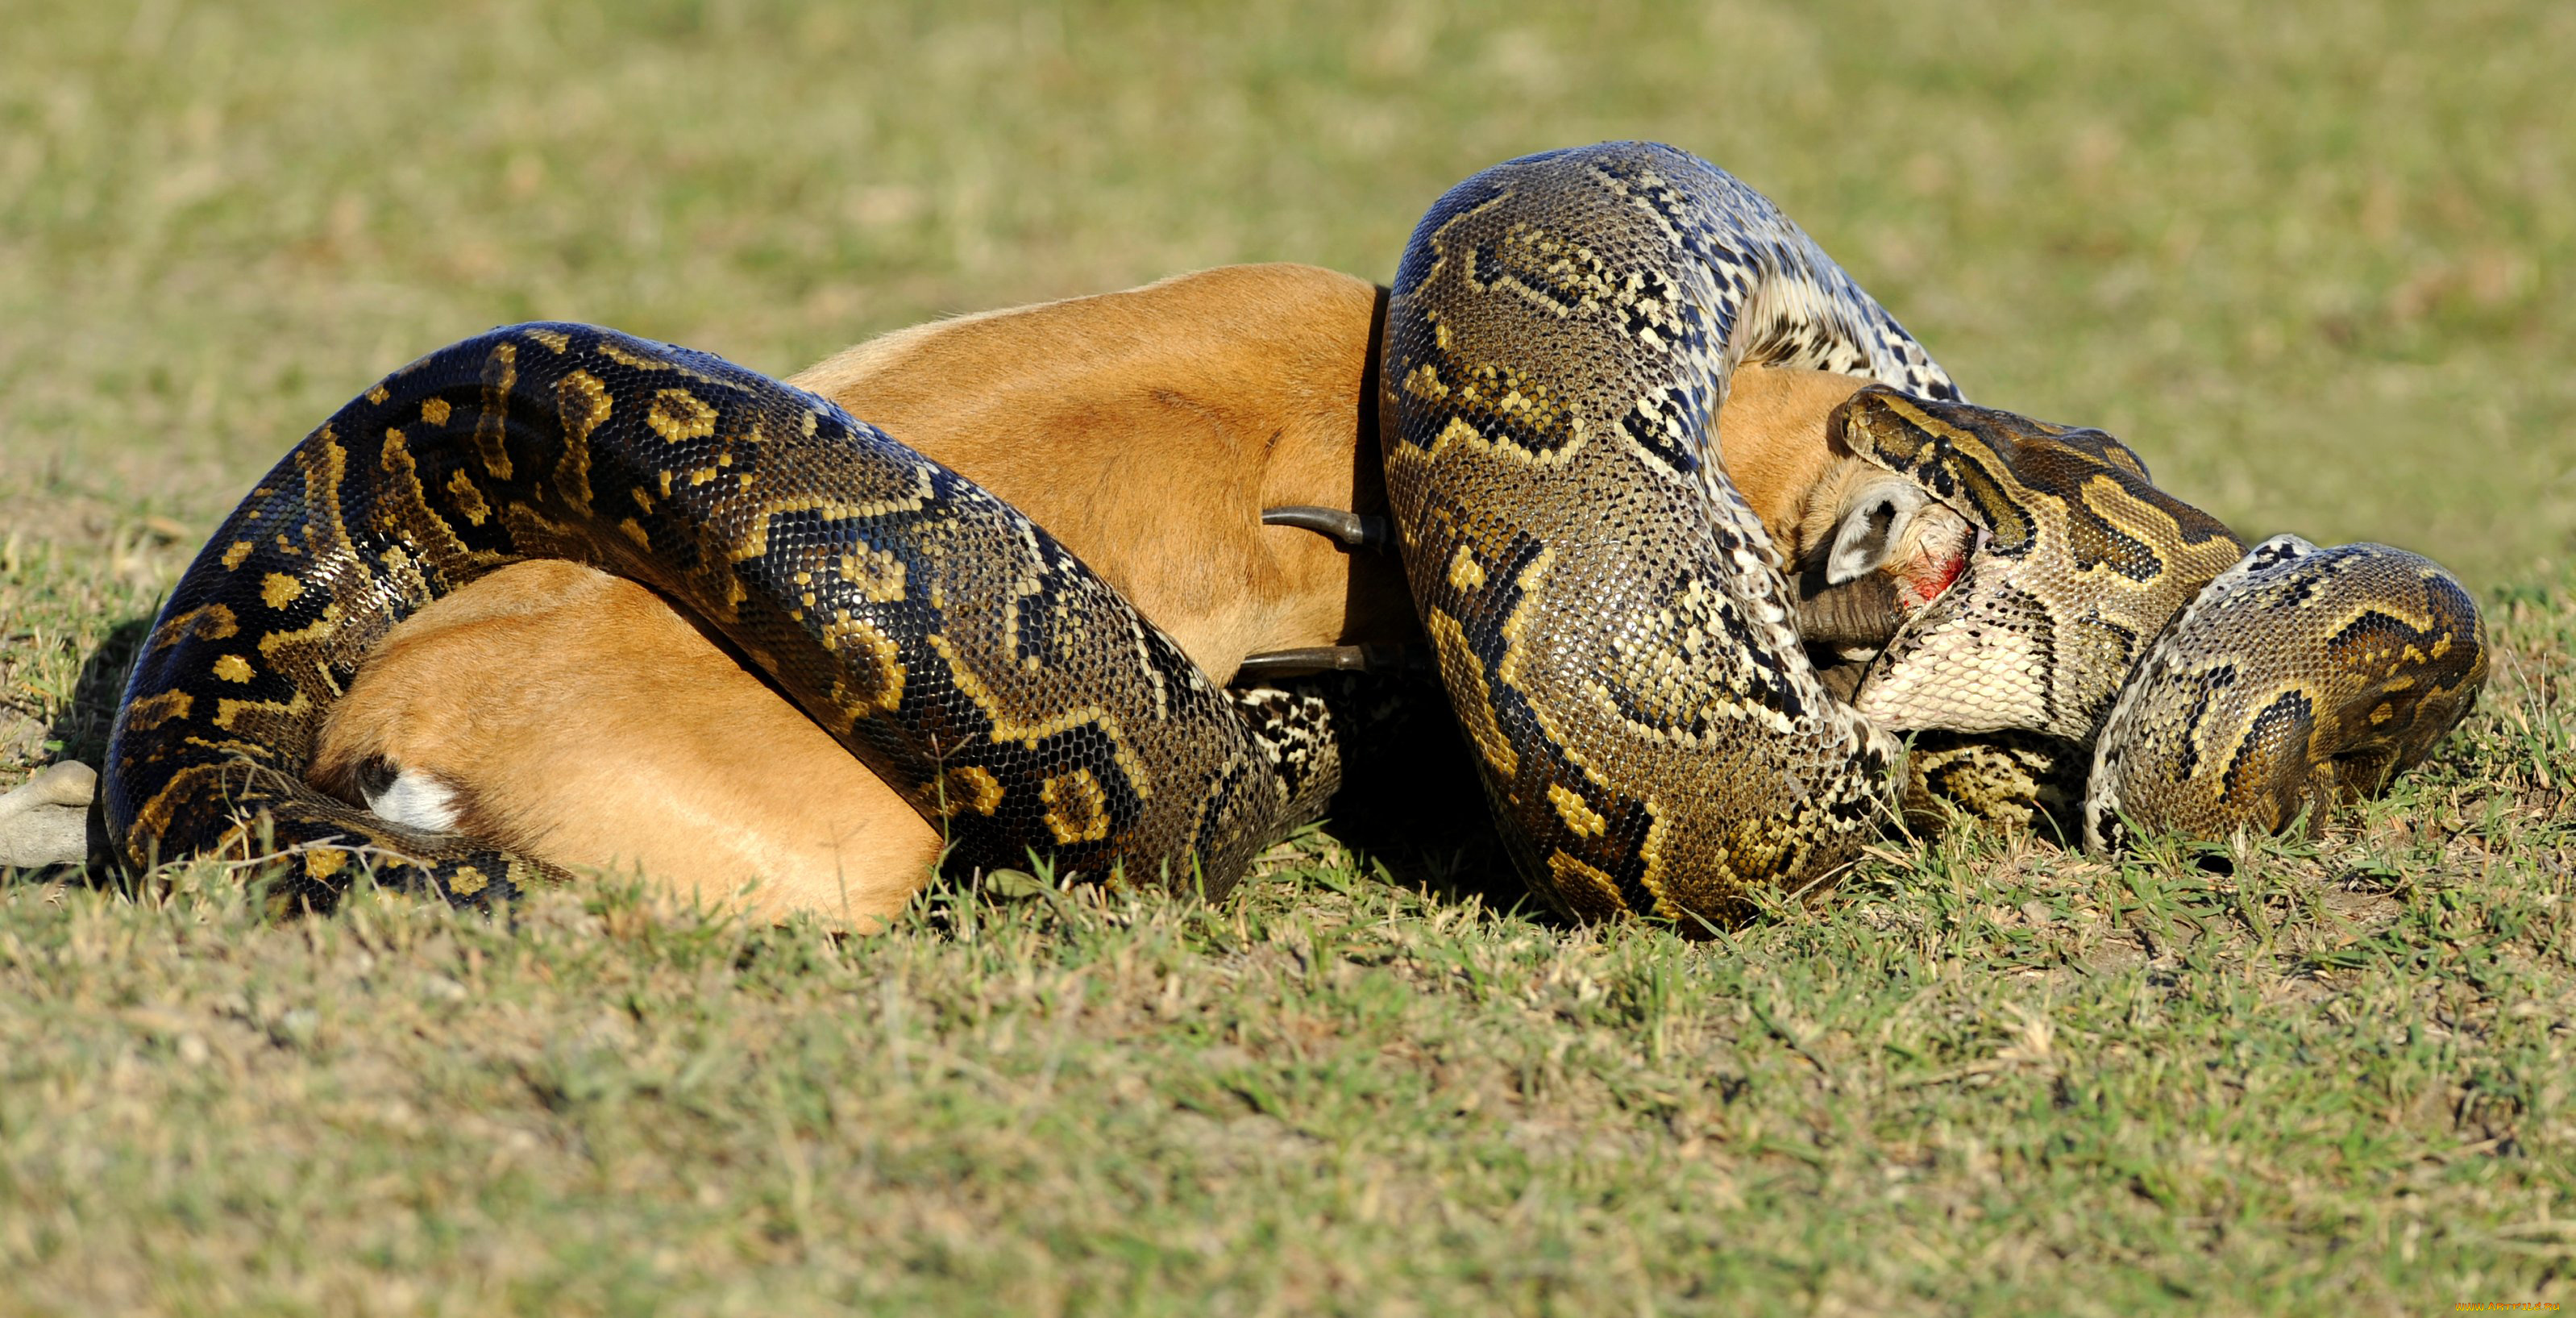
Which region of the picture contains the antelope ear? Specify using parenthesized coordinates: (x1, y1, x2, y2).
(1822, 477, 1932, 585)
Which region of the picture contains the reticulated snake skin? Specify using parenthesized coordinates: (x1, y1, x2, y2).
(1378, 143, 1957, 922)
(104, 326, 1340, 909)
(104, 141, 2487, 921)
(2087, 534, 2486, 847)
(1378, 142, 2486, 924)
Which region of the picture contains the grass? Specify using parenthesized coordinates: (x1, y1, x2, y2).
(2, 0, 2571, 1312)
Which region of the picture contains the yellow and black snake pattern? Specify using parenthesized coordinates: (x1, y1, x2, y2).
(1832, 388, 2245, 835)
(1377, 143, 2485, 921)
(104, 326, 1342, 909)
(2087, 533, 2487, 846)
(1835, 391, 2484, 840)
(103, 140, 2487, 924)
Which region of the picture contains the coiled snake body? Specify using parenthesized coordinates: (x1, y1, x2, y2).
(104, 142, 2487, 922)
(106, 329, 1336, 908)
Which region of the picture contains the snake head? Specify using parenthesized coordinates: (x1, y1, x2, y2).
(1830, 385, 2247, 742)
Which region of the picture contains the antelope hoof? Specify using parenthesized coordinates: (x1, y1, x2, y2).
(1262, 505, 1390, 551)
(1235, 644, 1427, 680)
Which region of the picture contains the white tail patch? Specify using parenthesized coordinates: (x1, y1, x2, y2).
(364, 767, 463, 834)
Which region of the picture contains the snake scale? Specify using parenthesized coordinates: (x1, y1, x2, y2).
(102, 141, 2488, 925)
(105, 327, 1341, 909)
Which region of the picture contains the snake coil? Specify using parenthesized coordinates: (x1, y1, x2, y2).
(102, 142, 2487, 922)
(1378, 143, 2485, 921)
(104, 326, 1336, 908)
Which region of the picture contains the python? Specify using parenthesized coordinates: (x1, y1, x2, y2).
(0, 262, 1959, 927)
(5, 143, 2484, 929)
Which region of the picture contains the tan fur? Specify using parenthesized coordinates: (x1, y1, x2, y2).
(1719, 366, 1870, 555)
(789, 263, 1403, 681)
(310, 264, 1903, 926)
(1793, 460, 1973, 610)
(1722, 366, 1976, 588)
(312, 561, 931, 929)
